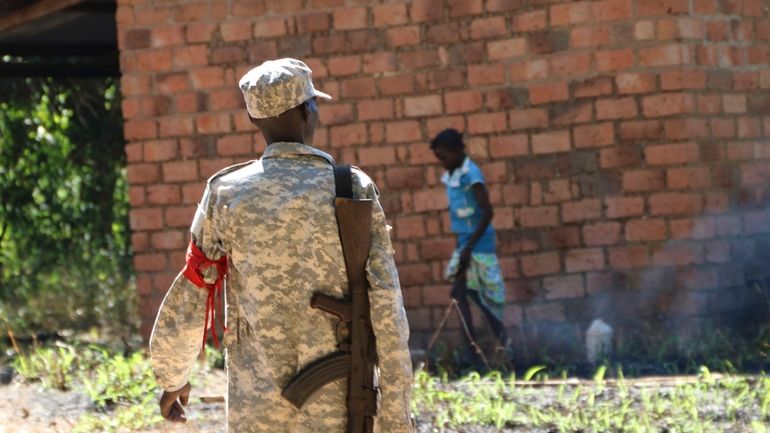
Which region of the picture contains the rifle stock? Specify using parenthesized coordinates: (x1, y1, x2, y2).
(281, 197, 378, 433)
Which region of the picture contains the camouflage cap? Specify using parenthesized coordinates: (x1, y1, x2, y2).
(239, 58, 332, 119)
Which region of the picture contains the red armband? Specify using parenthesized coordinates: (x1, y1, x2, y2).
(182, 239, 228, 349)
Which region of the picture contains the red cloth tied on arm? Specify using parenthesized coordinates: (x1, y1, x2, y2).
(182, 239, 228, 349)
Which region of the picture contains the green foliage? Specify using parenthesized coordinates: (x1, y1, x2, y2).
(73, 395, 163, 433)
(0, 75, 133, 335)
(81, 350, 158, 407)
(12, 343, 77, 390)
(412, 368, 770, 432)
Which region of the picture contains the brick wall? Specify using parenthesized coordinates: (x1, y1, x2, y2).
(118, 0, 770, 358)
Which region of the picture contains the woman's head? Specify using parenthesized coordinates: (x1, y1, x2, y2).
(430, 128, 466, 171)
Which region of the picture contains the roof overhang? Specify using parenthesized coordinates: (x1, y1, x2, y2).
(0, 0, 119, 78)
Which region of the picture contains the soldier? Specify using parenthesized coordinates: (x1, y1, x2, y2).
(150, 58, 415, 433)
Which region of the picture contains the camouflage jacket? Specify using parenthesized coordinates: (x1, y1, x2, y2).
(150, 142, 414, 433)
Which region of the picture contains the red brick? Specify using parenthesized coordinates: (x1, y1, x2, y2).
(386, 121, 422, 143)
(341, 77, 377, 98)
(609, 246, 649, 269)
(354, 99, 392, 122)
(661, 70, 707, 91)
(634, 21, 656, 40)
(254, 17, 290, 37)
(386, 26, 420, 47)
(551, 2, 592, 26)
(532, 130, 571, 154)
(650, 193, 703, 215)
(163, 160, 198, 182)
(129, 208, 164, 231)
(143, 140, 178, 162)
(190, 67, 225, 89)
(600, 146, 641, 168)
(623, 170, 665, 192)
(512, 10, 547, 31)
(150, 230, 185, 251)
(566, 248, 605, 272)
(616, 73, 657, 94)
(606, 196, 644, 218)
(371, 3, 407, 27)
(574, 123, 615, 148)
(486, 0, 524, 12)
(592, 0, 632, 21)
(330, 124, 367, 147)
(317, 104, 353, 126)
(470, 17, 507, 40)
(185, 22, 216, 43)
(711, 118, 736, 138)
(625, 219, 666, 241)
(468, 64, 505, 86)
(442, 91, 482, 114)
(195, 113, 231, 135)
(544, 275, 584, 300)
(134, 254, 167, 272)
(215, 134, 251, 156)
(595, 49, 634, 72)
(521, 252, 561, 277)
(413, 189, 448, 212)
(573, 77, 614, 98)
(667, 167, 711, 189)
(358, 146, 396, 167)
(509, 59, 549, 82)
(363, 52, 397, 73)
(487, 38, 528, 60)
(723, 94, 747, 114)
(562, 199, 602, 223)
(637, 0, 689, 16)
(553, 103, 593, 128)
(502, 184, 530, 205)
(123, 28, 150, 50)
(642, 93, 696, 117)
(549, 53, 592, 78)
(468, 112, 507, 134)
(328, 56, 361, 76)
(639, 45, 693, 67)
(333, 7, 368, 30)
(670, 218, 716, 240)
(210, 46, 246, 65)
(401, 49, 441, 70)
(596, 98, 638, 120)
(530, 82, 569, 104)
(125, 120, 158, 140)
(294, 12, 329, 32)
(147, 185, 182, 205)
(507, 109, 548, 131)
(410, 0, 444, 22)
(571, 26, 611, 48)
(543, 180, 572, 203)
(386, 167, 425, 190)
(128, 187, 145, 208)
(426, 116, 466, 138)
(645, 142, 700, 165)
(450, 0, 482, 16)
(583, 222, 621, 246)
(171, 45, 207, 69)
(740, 161, 770, 185)
(426, 22, 463, 44)
(651, 243, 704, 267)
(490, 134, 528, 157)
(519, 206, 559, 227)
(404, 95, 443, 117)
(165, 205, 196, 228)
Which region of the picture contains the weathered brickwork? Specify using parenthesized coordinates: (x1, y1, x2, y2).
(117, 0, 770, 357)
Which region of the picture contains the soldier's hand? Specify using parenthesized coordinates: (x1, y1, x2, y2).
(159, 382, 191, 423)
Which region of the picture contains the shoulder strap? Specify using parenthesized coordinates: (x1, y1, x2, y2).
(334, 164, 354, 199)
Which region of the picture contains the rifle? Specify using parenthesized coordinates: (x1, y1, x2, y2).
(282, 165, 378, 433)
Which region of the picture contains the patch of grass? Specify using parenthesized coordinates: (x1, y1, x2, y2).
(12, 343, 77, 390)
(412, 367, 770, 432)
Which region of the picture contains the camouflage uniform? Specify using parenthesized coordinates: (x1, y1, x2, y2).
(150, 141, 414, 433)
